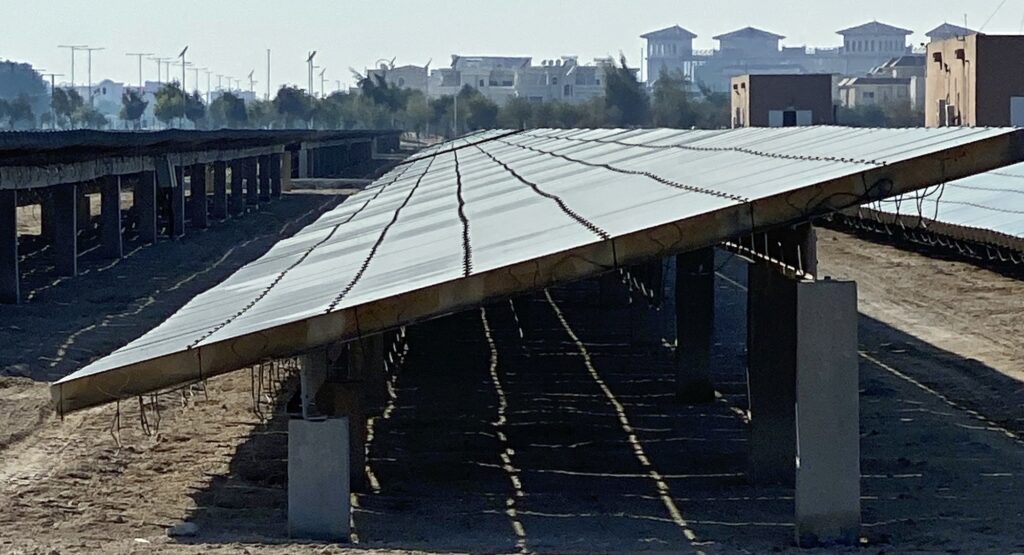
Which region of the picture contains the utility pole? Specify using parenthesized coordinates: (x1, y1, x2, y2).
(204, 69, 213, 104)
(150, 56, 170, 85)
(191, 67, 205, 95)
(58, 44, 86, 88)
(266, 49, 272, 100)
(319, 67, 327, 98)
(306, 51, 317, 97)
(248, 70, 257, 96)
(41, 72, 64, 129)
(82, 47, 104, 107)
(126, 52, 153, 90)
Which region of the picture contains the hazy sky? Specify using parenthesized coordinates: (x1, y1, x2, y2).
(5, 0, 1024, 94)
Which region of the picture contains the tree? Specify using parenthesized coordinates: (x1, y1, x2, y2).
(405, 92, 432, 136)
(6, 95, 35, 129)
(459, 87, 499, 130)
(247, 99, 278, 129)
(274, 86, 313, 128)
(208, 91, 248, 128)
(498, 97, 533, 129)
(184, 91, 206, 127)
(603, 55, 649, 127)
(154, 82, 185, 126)
(652, 70, 696, 128)
(120, 90, 148, 129)
(73, 104, 108, 129)
(0, 99, 8, 128)
(51, 87, 84, 129)
(0, 62, 48, 119)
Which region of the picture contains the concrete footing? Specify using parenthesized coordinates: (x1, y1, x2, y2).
(675, 248, 716, 403)
(0, 190, 18, 303)
(288, 417, 351, 541)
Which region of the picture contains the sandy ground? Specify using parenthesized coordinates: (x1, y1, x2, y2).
(0, 222, 1022, 553)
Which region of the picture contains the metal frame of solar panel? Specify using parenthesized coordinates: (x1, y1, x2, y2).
(51, 126, 1024, 414)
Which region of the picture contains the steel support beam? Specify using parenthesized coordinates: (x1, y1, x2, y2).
(0, 190, 19, 303)
(675, 248, 716, 403)
(99, 175, 123, 259)
(53, 183, 78, 276)
(211, 161, 228, 220)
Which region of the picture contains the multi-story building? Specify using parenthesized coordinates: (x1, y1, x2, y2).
(367, 64, 429, 94)
(641, 21, 916, 92)
(838, 76, 913, 107)
(925, 34, 1024, 127)
(730, 74, 834, 127)
(643, 25, 698, 83)
(926, 23, 975, 42)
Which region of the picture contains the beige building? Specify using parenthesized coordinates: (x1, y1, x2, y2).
(838, 76, 912, 108)
(731, 74, 834, 127)
(926, 34, 1024, 127)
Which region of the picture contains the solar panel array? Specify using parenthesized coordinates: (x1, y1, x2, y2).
(868, 162, 1024, 249)
(52, 126, 1023, 412)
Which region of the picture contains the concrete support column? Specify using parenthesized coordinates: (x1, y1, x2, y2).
(135, 171, 158, 244)
(77, 190, 91, 232)
(298, 147, 310, 178)
(245, 158, 259, 206)
(281, 151, 293, 192)
(0, 190, 19, 304)
(211, 161, 228, 220)
(794, 278, 859, 547)
(190, 164, 208, 229)
(270, 153, 283, 199)
(675, 248, 716, 403)
(229, 160, 245, 215)
(258, 155, 272, 203)
(99, 175, 123, 259)
(288, 417, 351, 541)
(746, 264, 797, 485)
(53, 183, 78, 276)
(170, 166, 186, 238)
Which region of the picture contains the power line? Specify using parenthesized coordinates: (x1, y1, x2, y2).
(980, 0, 1009, 31)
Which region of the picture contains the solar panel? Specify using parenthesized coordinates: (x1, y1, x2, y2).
(51, 126, 1024, 413)
(864, 161, 1024, 250)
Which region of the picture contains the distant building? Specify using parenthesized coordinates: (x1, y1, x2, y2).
(366, 64, 429, 93)
(642, 20, 915, 92)
(420, 55, 625, 105)
(869, 55, 926, 108)
(838, 76, 912, 108)
(730, 74, 834, 127)
(836, 21, 913, 74)
(926, 23, 976, 42)
(926, 34, 1024, 127)
(642, 25, 698, 83)
(76, 79, 124, 117)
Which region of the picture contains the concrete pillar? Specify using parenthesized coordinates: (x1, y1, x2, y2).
(746, 263, 797, 485)
(135, 171, 158, 244)
(0, 190, 19, 304)
(675, 248, 716, 403)
(298, 147, 310, 178)
(189, 164, 208, 229)
(211, 161, 228, 220)
(281, 151, 294, 192)
(794, 278, 859, 547)
(99, 175, 123, 259)
(258, 155, 272, 203)
(229, 160, 245, 215)
(170, 166, 186, 238)
(245, 158, 259, 206)
(53, 183, 78, 276)
(270, 153, 283, 199)
(288, 417, 351, 541)
(77, 190, 91, 232)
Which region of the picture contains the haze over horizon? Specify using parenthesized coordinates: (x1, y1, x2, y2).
(4, 0, 1024, 94)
